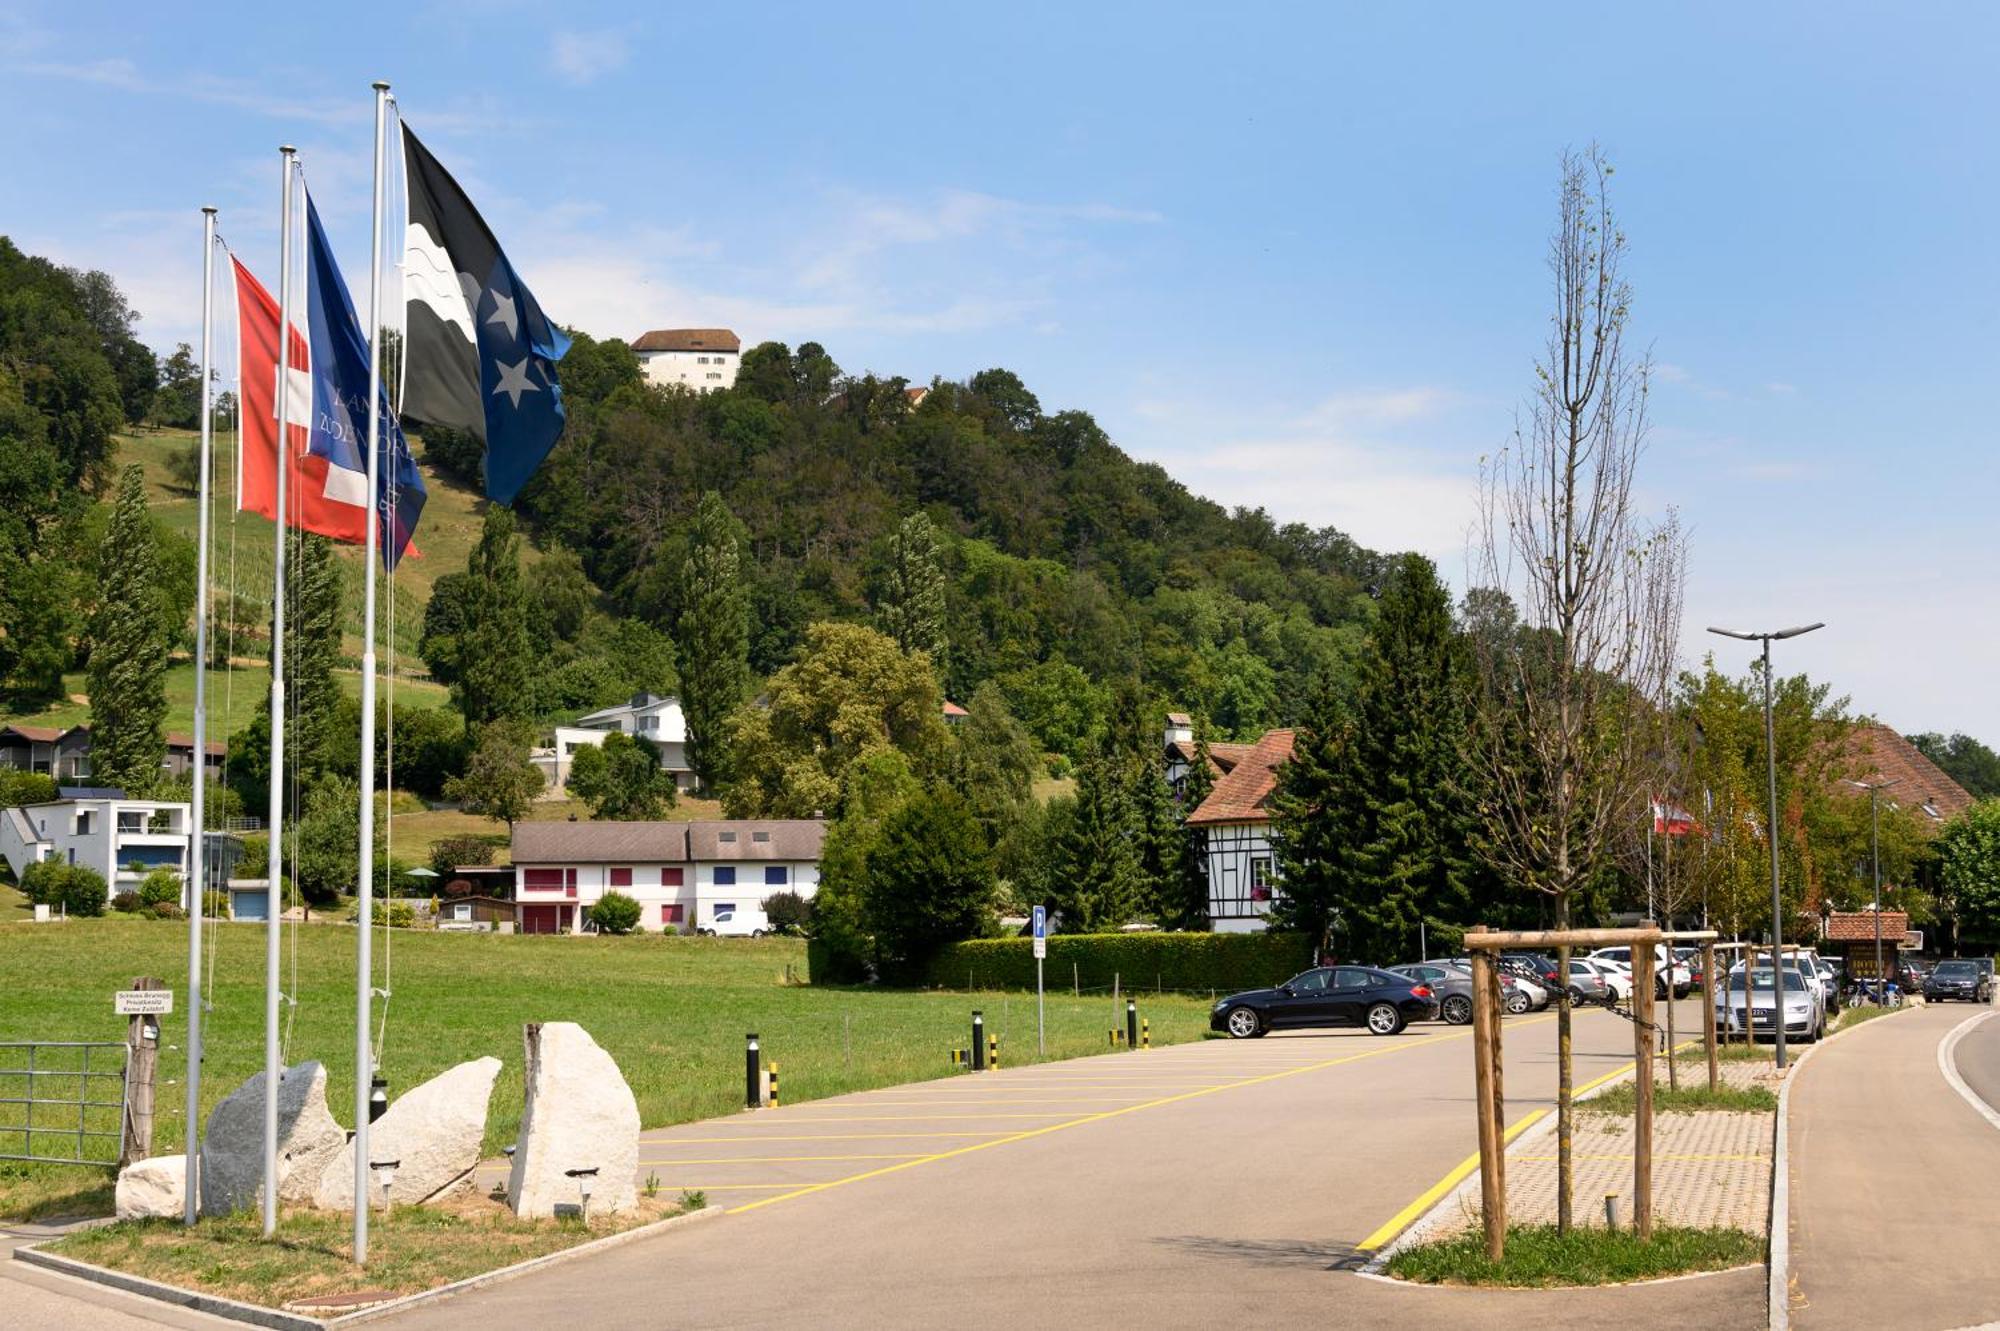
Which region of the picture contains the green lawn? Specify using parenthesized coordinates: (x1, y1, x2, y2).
(0, 921, 1216, 1218)
(0, 660, 451, 741)
(1387, 1223, 1763, 1286)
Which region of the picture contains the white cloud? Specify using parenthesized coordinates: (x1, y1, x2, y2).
(550, 29, 630, 85)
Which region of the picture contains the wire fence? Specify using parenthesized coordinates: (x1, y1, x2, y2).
(0, 1041, 129, 1166)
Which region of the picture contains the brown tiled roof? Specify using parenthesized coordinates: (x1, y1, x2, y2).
(166, 732, 227, 757)
(1, 725, 63, 743)
(1824, 910, 1909, 942)
(942, 700, 969, 718)
(1166, 712, 1192, 726)
(512, 821, 690, 864)
(688, 820, 826, 862)
(1838, 723, 1974, 822)
(1167, 738, 1260, 775)
(632, 328, 740, 353)
(1187, 730, 1295, 826)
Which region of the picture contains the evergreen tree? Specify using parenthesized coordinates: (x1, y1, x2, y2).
(287, 533, 345, 784)
(863, 788, 995, 980)
(87, 466, 168, 791)
(676, 491, 750, 793)
(1132, 746, 1184, 923)
(1166, 725, 1218, 931)
(1267, 677, 1353, 953)
(951, 680, 1038, 850)
(876, 511, 947, 670)
(456, 508, 536, 728)
(1052, 730, 1143, 930)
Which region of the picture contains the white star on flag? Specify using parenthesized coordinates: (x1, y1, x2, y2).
(492, 357, 539, 407)
(485, 289, 520, 339)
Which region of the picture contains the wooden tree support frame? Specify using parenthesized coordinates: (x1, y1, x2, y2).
(1462, 925, 1718, 1261)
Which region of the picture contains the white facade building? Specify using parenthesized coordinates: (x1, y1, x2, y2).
(511, 819, 824, 936)
(1, 793, 193, 903)
(532, 693, 695, 793)
(633, 328, 741, 392)
(1185, 729, 1294, 933)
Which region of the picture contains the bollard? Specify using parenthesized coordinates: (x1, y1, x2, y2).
(972, 1011, 986, 1071)
(1604, 1192, 1622, 1232)
(988, 1034, 999, 1070)
(1126, 1000, 1138, 1051)
(769, 1062, 780, 1108)
(369, 1075, 389, 1124)
(745, 1033, 761, 1110)
(1141, 1018, 1150, 1050)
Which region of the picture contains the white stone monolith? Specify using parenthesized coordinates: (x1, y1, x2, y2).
(315, 1057, 501, 1210)
(198, 1061, 346, 1216)
(506, 1023, 639, 1218)
(115, 1153, 186, 1219)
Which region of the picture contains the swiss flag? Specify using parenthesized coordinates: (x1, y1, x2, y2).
(233, 257, 390, 546)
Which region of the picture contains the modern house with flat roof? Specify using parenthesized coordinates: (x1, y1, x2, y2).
(0, 790, 193, 902)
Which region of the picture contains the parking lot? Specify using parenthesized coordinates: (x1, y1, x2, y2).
(423, 997, 1762, 1330)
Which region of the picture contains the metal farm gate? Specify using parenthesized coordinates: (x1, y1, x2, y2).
(0, 1041, 130, 1165)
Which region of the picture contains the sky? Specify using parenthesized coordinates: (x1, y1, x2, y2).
(4, 1, 1996, 741)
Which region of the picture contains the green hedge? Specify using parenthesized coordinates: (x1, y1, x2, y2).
(918, 931, 1315, 994)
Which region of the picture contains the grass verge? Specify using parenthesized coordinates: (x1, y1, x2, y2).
(1580, 1081, 1778, 1115)
(0, 923, 1217, 1218)
(1387, 1223, 1764, 1287)
(0, 1161, 116, 1222)
(43, 1193, 692, 1308)
(1833, 1003, 1902, 1033)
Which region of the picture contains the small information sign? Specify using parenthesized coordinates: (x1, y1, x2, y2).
(114, 990, 173, 1016)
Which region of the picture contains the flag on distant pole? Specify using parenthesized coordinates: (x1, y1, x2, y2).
(1652, 799, 1697, 838)
(399, 123, 571, 504)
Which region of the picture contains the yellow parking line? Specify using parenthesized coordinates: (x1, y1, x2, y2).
(640, 1154, 928, 1164)
(641, 1132, 1021, 1142)
(729, 1024, 1487, 1218)
(649, 1184, 798, 1191)
(1353, 1036, 1698, 1252)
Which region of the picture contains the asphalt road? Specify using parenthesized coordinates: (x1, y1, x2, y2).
(1788, 1000, 2000, 1329)
(384, 1000, 1759, 1330)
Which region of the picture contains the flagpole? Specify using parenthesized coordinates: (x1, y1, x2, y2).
(264, 145, 296, 1240)
(353, 79, 391, 1268)
(185, 205, 218, 1228)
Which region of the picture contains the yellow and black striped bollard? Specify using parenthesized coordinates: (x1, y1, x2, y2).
(769, 1062, 779, 1108)
(1141, 1018, 1150, 1050)
(988, 1034, 999, 1070)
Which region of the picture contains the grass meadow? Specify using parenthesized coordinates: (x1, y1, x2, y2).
(0, 919, 1217, 1218)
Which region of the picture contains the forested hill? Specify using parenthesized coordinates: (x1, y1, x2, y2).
(423, 334, 1393, 745)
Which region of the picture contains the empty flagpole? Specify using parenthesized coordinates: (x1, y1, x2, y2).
(185, 205, 218, 1228)
(264, 146, 296, 1240)
(353, 78, 391, 1268)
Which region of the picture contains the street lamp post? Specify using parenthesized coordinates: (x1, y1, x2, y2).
(1708, 622, 1824, 1070)
(1848, 778, 1901, 1001)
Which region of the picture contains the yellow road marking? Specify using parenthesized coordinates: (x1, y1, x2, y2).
(638, 1132, 1020, 1142)
(1353, 1036, 1700, 1252)
(648, 1184, 798, 1191)
(640, 1154, 928, 1164)
(821, 1098, 1154, 1106)
(728, 1025, 1489, 1218)
(739, 1112, 1089, 1121)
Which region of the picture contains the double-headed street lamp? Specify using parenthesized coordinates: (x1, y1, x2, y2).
(1707, 622, 1824, 1070)
(1847, 777, 1902, 1001)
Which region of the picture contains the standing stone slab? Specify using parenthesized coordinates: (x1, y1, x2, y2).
(507, 1023, 639, 1218)
(116, 1153, 186, 1220)
(316, 1057, 501, 1210)
(198, 1061, 346, 1217)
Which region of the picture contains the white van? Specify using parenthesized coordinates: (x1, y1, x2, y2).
(1588, 944, 1693, 998)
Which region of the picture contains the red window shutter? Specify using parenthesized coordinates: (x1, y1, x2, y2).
(523, 868, 563, 890)
(609, 867, 632, 887)
(662, 867, 684, 887)
(566, 869, 578, 898)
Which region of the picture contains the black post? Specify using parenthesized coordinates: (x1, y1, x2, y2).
(746, 1033, 761, 1109)
(971, 1011, 986, 1071)
(368, 1075, 389, 1124)
(1125, 999, 1138, 1051)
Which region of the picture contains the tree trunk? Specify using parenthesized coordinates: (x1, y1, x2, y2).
(1554, 892, 1573, 1235)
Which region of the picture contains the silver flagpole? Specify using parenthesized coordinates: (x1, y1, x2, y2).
(264, 146, 297, 1239)
(184, 205, 217, 1227)
(354, 79, 391, 1268)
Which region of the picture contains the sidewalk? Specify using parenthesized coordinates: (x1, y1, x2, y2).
(1787, 1003, 2000, 1329)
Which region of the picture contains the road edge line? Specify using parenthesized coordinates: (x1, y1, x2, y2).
(1937, 1007, 2000, 1132)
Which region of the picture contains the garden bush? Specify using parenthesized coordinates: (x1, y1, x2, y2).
(138, 870, 182, 908)
(588, 891, 642, 935)
(0, 770, 58, 807)
(20, 862, 109, 917)
(914, 931, 1315, 994)
(429, 835, 498, 878)
(111, 891, 142, 914)
(202, 890, 230, 919)
(761, 891, 811, 937)
(147, 901, 186, 921)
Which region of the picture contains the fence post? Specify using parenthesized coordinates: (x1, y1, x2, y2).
(745, 1033, 761, 1110)
(1632, 945, 1656, 1240)
(119, 975, 165, 1166)
(1701, 942, 1719, 1093)
(1469, 943, 1505, 1262)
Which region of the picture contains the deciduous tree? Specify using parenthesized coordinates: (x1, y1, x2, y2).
(444, 720, 543, 830)
(677, 491, 749, 792)
(568, 730, 677, 820)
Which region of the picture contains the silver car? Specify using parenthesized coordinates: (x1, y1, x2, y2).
(1388, 962, 1477, 1025)
(1563, 959, 1615, 1006)
(1717, 967, 1822, 1042)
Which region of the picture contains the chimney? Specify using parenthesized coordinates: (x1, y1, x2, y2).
(1164, 712, 1193, 747)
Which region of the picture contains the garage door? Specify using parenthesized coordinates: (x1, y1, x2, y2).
(521, 905, 562, 935)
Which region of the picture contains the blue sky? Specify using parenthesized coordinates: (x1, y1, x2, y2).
(5, 2, 1995, 741)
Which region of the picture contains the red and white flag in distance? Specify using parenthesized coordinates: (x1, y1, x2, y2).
(1652, 799, 1698, 838)
(233, 257, 413, 551)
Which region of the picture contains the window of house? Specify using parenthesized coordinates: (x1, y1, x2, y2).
(714, 867, 736, 886)
(661, 867, 684, 886)
(752, 831, 770, 844)
(696, 356, 708, 364)
(662, 903, 685, 924)
(452, 903, 472, 921)
(1249, 857, 1273, 902)
(719, 831, 737, 843)
(609, 867, 633, 887)
(707, 372, 722, 380)
(765, 866, 788, 886)
(523, 868, 578, 897)
(76, 811, 93, 835)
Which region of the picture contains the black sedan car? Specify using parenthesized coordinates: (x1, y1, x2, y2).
(1924, 959, 1994, 1003)
(1210, 966, 1440, 1038)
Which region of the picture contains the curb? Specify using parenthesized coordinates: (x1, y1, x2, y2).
(1937, 1008, 2000, 1132)
(1769, 999, 1923, 1331)
(12, 1202, 725, 1330)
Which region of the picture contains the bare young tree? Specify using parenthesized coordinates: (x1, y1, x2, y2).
(1468, 148, 1688, 1235)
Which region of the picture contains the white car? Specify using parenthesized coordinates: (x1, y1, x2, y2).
(1589, 945, 1693, 998)
(1572, 958, 1632, 1003)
